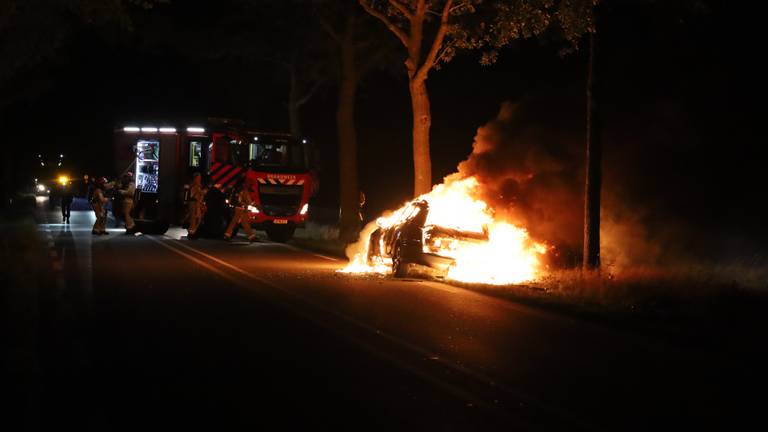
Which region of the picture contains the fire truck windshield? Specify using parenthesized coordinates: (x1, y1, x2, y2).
(212, 136, 249, 166)
(248, 138, 307, 173)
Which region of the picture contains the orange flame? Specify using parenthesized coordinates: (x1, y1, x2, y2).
(340, 176, 547, 285)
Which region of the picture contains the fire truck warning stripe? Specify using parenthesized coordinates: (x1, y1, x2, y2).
(253, 177, 306, 186)
(210, 164, 234, 181)
(218, 166, 242, 186)
(209, 166, 227, 180)
(211, 161, 221, 171)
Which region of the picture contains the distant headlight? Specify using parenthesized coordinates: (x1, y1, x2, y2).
(36, 184, 46, 192)
(247, 205, 260, 214)
(300, 203, 309, 215)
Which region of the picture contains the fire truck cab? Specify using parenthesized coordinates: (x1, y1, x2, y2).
(113, 119, 316, 241)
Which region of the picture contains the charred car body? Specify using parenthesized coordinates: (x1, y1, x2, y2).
(366, 200, 489, 277)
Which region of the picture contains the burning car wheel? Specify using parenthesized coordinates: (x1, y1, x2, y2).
(266, 225, 295, 243)
(391, 242, 408, 278)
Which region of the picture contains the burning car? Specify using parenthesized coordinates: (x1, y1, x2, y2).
(366, 199, 489, 277)
(342, 177, 546, 285)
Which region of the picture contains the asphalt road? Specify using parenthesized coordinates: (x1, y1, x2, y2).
(4, 203, 764, 430)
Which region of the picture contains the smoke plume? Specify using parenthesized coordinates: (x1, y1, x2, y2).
(456, 98, 586, 267)
(452, 93, 763, 271)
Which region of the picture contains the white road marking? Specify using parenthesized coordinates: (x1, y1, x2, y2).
(39, 228, 123, 233)
(145, 236, 241, 284)
(158, 226, 341, 262)
(169, 240, 271, 283)
(279, 243, 341, 262)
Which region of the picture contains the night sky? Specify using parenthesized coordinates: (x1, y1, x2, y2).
(2, 0, 765, 262)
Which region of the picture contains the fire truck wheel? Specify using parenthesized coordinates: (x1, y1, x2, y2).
(266, 225, 295, 243)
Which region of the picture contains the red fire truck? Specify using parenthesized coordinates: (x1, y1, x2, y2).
(113, 118, 317, 241)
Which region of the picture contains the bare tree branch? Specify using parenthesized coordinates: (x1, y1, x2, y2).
(358, 0, 409, 48)
(317, 14, 341, 44)
(434, 43, 450, 66)
(449, 0, 470, 14)
(296, 79, 324, 107)
(425, 0, 465, 18)
(388, 0, 413, 20)
(415, 0, 452, 81)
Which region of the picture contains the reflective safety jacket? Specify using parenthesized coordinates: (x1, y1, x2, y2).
(234, 189, 253, 209)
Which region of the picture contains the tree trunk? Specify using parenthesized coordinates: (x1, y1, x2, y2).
(583, 32, 602, 270)
(409, 77, 432, 196)
(288, 64, 301, 136)
(337, 27, 360, 242)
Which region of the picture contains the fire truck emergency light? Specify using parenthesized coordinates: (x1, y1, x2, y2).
(300, 203, 309, 215)
(124, 126, 140, 132)
(187, 127, 205, 133)
(141, 127, 158, 133)
(159, 127, 177, 133)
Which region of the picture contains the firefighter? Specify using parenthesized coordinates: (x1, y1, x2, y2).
(223, 181, 257, 242)
(103, 177, 123, 227)
(118, 172, 136, 233)
(187, 172, 207, 239)
(91, 177, 109, 235)
(60, 179, 74, 224)
(80, 174, 91, 199)
(358, 190, 366, 229)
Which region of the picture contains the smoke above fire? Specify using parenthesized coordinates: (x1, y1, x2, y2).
(456, 99, 585, 267)
(454, 95, 726, 271)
